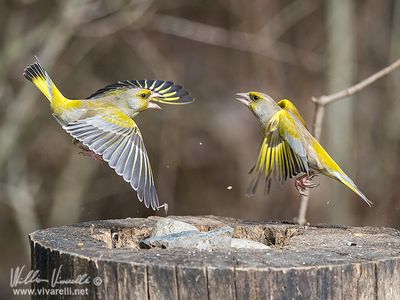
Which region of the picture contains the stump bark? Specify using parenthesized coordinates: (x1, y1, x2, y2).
(29, 216, 400, 299)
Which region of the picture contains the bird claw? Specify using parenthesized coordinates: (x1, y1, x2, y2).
(295, 173, 320, 195)
(78, 144, 103, 162)
(157, 203, 168, 215)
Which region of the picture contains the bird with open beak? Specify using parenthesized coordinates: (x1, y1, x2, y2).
(236, 91, 372, 206)
(23, 59, 194, 211)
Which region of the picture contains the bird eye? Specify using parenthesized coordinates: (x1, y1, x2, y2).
(141, 93, 147, 98)
(252, 95, 259, 101)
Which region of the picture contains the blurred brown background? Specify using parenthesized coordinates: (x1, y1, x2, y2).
(1, 0, 400, 297)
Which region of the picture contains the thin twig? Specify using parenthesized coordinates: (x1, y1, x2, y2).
(315, 58, 400, 106)
(297, 57, 400, 225)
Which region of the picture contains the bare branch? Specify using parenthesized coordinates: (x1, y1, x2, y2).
(315, 57, 400, 106)
(311, 99, 326, 140)
(297, 57, 400, 225)
(297, 192, 310, 226)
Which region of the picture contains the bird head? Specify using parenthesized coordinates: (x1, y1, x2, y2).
(236, 91, 278, 123)
(129, 79, 194, 112)
(130, 89, 162, 111)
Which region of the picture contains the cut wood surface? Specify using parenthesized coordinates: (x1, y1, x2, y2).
(29, 216, 400, 299)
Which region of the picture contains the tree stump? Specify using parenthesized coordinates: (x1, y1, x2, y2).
(29, 216, 400, 299)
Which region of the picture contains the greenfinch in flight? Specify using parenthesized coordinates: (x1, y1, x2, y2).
(23, 59, 193, 211)
(236, 91, 372, 206)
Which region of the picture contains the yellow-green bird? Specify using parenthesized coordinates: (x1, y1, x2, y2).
(236, 91, 372, 206)
(23, 59, 193, 211)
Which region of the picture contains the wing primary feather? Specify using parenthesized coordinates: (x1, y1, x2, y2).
(109, 136, 130, 169)
(103, 136, 125, 161)
(130, 144, 140, 190)
(292, 153, 301, 174)
(88, 133, 114, 153)
(282, 143, 289, 180)
(149, 80, 156, 89)
(285, 143, 295, 178)
(276, 145, 282, 182)
(82, 131, 109, 145)
(122, 140, 135, 181)
(266, 147, 272, 178)
(279, 145, 286, 181)
(115, 139, 132, 175)
(278, 145, 283, 182)
(63, 115, 160, 210)
(94, 134, 120, 155)
(141, 150, 149, 204)
(73, 128, 100, 139)
(154, 81, 166, 91)
(137, 151, 146, 206)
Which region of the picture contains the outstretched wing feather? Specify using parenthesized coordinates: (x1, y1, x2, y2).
(63, 116, 160, 210)
(247, 110, 309, 194)
(86, 79, 193, 104)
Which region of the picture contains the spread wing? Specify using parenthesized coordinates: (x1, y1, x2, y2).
(62, 111, 160, 210)
(87, 79, 193, 104)
(247, 109, 309, 195)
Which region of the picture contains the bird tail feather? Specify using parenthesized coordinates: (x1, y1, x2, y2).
(334, 171, 373, 206)
(23, 59, 67, 108)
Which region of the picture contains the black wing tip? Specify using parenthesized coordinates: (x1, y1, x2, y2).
(85, 78, 194, 103)
(23, 58, 46, 83)
(140, 79, 193, 104)
(172, 94, 195, 104)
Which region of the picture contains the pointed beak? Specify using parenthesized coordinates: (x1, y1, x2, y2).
(148, 102, 162, 110)
(236, 93, 250, 106)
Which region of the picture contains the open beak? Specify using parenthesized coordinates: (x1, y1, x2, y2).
(148, 102, 162, 109)
(148, 92, 163, 109)
(236, 93, 250, 106)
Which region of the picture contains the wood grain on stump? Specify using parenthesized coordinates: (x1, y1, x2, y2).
(29, 216, 400, 299)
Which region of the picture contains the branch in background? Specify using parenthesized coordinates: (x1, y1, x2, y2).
(315, 58, 400, 106)
(150, 14, 323, 71)
(297, 57, 400, 225)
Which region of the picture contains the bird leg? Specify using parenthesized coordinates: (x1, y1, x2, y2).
(74, 141, 104, 162)
(295, 172, 319, 195)
(79, 146, 103, 161)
